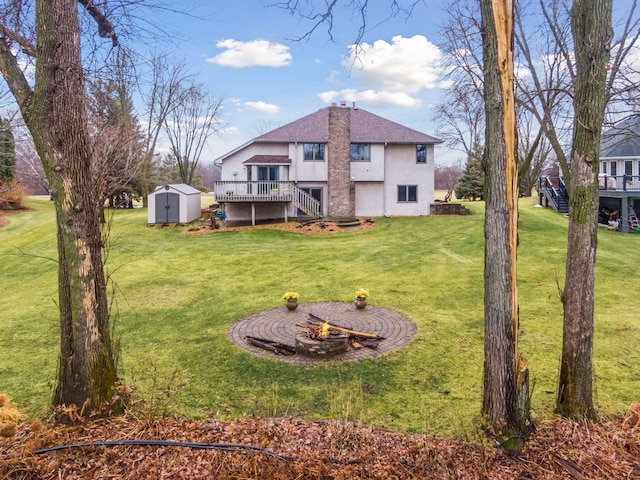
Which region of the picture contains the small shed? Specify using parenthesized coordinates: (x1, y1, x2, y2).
(148, 184, 202, 225)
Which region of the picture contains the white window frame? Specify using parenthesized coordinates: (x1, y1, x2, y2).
(303, 143, 325, 161)
(398, 185, 418, 203)
(350, 143, 371, 162)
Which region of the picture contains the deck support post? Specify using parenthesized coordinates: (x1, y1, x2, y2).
(251, 202, 256, 226)
(284, 204, 288, 223)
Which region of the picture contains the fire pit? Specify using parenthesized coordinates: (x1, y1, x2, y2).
(293, 314, 384, 358)
(227, 301, 418, 365)
(295, 332, 349, 357)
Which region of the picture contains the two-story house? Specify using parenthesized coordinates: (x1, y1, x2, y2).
(598, 115, 640, 232)
(213, 103, 442, 225)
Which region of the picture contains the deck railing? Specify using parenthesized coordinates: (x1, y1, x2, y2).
(212, 181, 321, 218)
(213, 181, 294, 202)
(598, 174, 640, 191)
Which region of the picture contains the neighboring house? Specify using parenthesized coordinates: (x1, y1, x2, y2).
(538, 115, 640, 232)
(213, 103, 442, 225)
(598, 115, 640, 232)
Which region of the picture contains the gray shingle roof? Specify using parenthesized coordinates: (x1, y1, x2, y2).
(601, 115, 640, 157)
(254, 106, 442, 144)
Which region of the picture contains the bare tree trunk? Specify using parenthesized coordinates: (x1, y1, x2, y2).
(557, 0, 612, 420)
(480, 0, 529, 446)
(2, 0, 119, 413)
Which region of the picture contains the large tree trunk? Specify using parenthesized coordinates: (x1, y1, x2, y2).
(31, 0, 117, 411)
(556, 0, 612, 420)
(480, 0, 529, 444)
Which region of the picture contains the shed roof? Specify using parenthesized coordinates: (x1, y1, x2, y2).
(152, 183, 202, 195)
(601, 115, 640, 158)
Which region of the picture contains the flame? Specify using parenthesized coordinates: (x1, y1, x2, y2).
(319, 320, 330, 339)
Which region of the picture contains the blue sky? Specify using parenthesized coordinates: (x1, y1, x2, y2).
(148, 1, 459, 165)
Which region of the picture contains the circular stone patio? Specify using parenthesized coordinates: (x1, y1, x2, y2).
(227, 301, 417, 365)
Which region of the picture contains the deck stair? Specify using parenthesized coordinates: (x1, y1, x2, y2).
(539, 176, 569, 214)
(292, 186, 321, 219)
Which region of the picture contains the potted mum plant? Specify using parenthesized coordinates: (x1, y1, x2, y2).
(282, 291, 300, 310)
(354, 288, 369, 309)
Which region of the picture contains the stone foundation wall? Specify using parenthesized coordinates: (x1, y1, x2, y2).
(430, 202, 471, 215)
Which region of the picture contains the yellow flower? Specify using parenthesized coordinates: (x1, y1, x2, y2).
(281, 292, 299, 302)
(355, 288, 369, 300)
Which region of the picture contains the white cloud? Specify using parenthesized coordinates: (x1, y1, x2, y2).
(242, 101, 280, 113)
(319, 35, 449, 108)
(219, 125, 240, 137)
(207, 39, 292, 68)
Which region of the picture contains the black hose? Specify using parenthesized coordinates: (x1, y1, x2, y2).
(33, 440, 290, 461)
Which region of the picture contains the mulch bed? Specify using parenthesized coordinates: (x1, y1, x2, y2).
(0, 205, 31, 228)
(184, 218, 376, 235)
(2, 410, 639, 479)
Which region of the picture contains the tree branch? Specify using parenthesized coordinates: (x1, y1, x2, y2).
(77, 0, 119, 47)
(0, 25, 36, 57)
(0, 37, 33, 115)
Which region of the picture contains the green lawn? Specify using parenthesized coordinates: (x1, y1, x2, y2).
(1, 198, 638, 437)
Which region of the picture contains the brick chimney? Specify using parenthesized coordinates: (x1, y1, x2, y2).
(327, 104, 355, 217)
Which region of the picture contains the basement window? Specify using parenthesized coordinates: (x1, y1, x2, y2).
(398, 185, 418, 202)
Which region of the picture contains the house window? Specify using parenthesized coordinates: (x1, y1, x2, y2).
(303, 143, 325, 161)
(625, 160, 633, 176)
(350, 143, 371, 161)
(601, 162, 607, 174)
(610, 161, 617, 176)
(416, 144, 427, 163)
(398, 185, 418, 202)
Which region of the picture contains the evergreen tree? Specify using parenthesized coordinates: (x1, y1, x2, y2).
(0, 118, 15, 182)
(455, 144, 485, 201)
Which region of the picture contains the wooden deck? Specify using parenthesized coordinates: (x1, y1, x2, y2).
(213, 181, 294, 203)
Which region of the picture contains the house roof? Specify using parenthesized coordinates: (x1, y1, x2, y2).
(243, 155, 291, 164)
(254, 106, 443, 145)
(601, 115, 640, 158)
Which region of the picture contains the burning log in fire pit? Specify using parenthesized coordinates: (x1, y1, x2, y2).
(295, 313, 385, 357)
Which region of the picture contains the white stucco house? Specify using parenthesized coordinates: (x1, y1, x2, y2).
(213, 103, 442, 225)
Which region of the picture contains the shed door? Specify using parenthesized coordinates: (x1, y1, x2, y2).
(155, 192, 180, 223)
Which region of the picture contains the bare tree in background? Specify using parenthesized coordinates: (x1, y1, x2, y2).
(3, 114, 48, 195)
(162, 83, 224, 186)
(435, 0, 484, 159)
(87, 79, 144, 220)
(517, 105, 553, 196)
(137, 53, 193, 205)
(434, 164, 462, 201)
(436, 0, 548, 196)
(514, 0, 640, 182)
